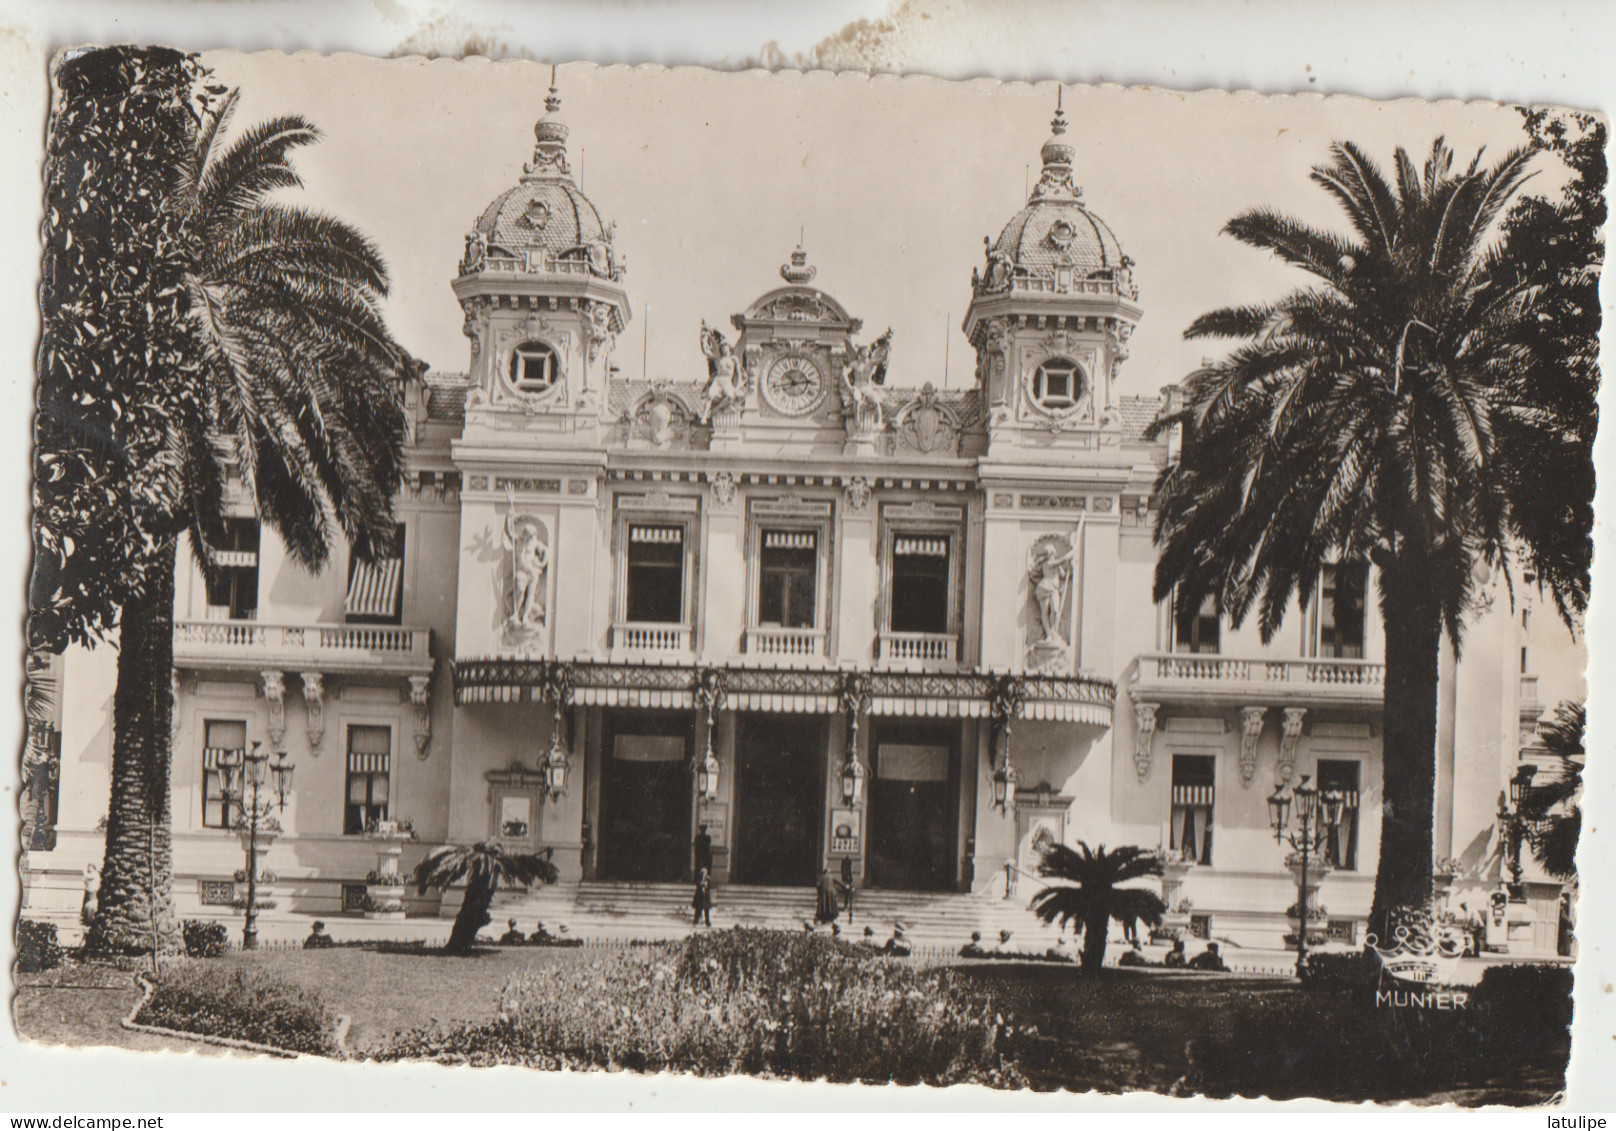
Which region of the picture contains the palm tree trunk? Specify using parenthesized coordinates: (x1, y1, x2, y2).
(1368, 556, 1442, 938)
(84, 540, 182, 956)
(447, 875, 495, 954)
(1080, 909, 1109, 972)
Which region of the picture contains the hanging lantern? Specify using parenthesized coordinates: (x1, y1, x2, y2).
(841, 756, 866, 806)
(1320, 788, 1345, 832)
(270, 753, 296, 810)
(696, 742, 721, 802)
(992, 758, 1018, 814)
(544, 732, 569, 800)
(1509, 764, 1536, 809)
(1294, 773, 1317, 821)
(245, 741, 269, 788)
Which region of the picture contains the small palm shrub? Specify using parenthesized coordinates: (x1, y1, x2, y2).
(376, 927, 1029, 1086)
(137, 964, 339, 1056)
(182, 919, 229, 958)
(17, 920, 64, 973)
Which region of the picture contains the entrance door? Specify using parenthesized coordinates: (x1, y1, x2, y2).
(732, 714, 825, 887)
(867, 721, 958, 891)
(599, 711, 693, 882)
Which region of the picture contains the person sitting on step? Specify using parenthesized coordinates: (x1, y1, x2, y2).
(1163, 939, 1188, 968)
(884, 924, 912, 957)
(1118, 939, 1151, 967)
(1188, 941, 1228, 971)
(303, 921, 335, 949)
(499, 918, 526, 945)
(960, 930, 988, 959)
(531, 920, 555, 945)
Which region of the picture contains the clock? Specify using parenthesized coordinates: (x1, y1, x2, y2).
(762, 355, 827, 416)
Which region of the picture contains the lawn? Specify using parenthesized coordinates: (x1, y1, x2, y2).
(15, 937, 1570, 1104)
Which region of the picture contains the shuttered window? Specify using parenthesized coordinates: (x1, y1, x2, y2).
(1317, 759, 1361, 870)
(890, 534, 952, 634)
(1170, 755, 1216, 865)
(201, 719, 247, 829)
(344, 725, 391, 835)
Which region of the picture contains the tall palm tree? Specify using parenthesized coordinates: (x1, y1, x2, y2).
(85, 87, 410, 955)
(414, 843, 561, 954)
(1149, 138, 1585, 935)
(1522, 700, 1584, 881)
(1030, 843, 1166, 972)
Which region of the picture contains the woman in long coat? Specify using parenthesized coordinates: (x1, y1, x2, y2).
(815, 868, 841, 925)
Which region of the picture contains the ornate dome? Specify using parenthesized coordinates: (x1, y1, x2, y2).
(464, 75, 623, 280)
(976, 93, 1135, 300)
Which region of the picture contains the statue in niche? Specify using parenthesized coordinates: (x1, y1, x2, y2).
(502, 483, 550, 632)
(1026, 531, 1080, 672)
(698, 322, 745, 424)
(841, 328, 892, 430)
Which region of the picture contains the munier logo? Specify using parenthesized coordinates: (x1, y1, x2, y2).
(1374, 988, 1468, 1010)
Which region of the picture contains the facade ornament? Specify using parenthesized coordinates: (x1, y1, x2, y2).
(500, 484, 550, 653)
(633, 384, 691, 449)
(408, 674, 432, 759)
(990, 674, 1027, 817)
(780, 242, 817, 284)
(1278, 707, 1307, 784)
(844, 476, 872, 514)
(893, 382, 960, 455)
(698, 321, 746, 425)
(1028, 529, 1081, 645)
(709, 471, 738, 509)
(260, 670, 286, 751)
(302, 672, 325, 755)
(1132, 699, 1159, 782)
(839, 671, 872, 805)
(840, 329, 892, 433)
(460, 229, 487, 275)
(1238, 705, 1266, 787)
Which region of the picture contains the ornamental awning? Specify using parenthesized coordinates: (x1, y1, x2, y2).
(894, 536, 949, 557)
(346, 558, 403, 618)
(454, 660, 1116, 725)
(763, 531, 816, 551)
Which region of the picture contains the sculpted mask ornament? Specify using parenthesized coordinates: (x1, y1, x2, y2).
(1279, 708, 1307, 784)
(710, 471, 738, 509)
(844, 476, 872, 514)
(302, 672, 325, 755)
(1132, 700, 1159, 782)
(409, 674, 433, 759)
(1239, 706, 1266, 787)
(634, 384, 690, 449)
(261, 670, 286, 751)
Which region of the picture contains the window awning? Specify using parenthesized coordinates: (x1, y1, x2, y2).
(764, 531, 816, 551)
(895, 536, 949, 557)
(1172, 785, 1214, 806)
(201, 747, 239, 770)
(630, 526, 683, 544)
(346, 558, 403, 618)
(348, 750, 391, 774)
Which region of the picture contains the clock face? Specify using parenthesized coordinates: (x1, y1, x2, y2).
(763, 355, 827, 416)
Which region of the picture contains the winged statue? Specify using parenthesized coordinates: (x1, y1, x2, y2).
(698, 321, 746, 424)
(841, 328, 893, 429)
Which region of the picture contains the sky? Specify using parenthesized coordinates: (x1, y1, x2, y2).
(204, 52, 1561, 400)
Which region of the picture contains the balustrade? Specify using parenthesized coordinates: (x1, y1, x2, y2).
(173, 619, 431, 672)
(613, 622, 693, 654)
(745, 626, 826, 659)
(879, 631, 958, 665)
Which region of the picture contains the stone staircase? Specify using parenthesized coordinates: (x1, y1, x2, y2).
(489, 880, 1071, 950)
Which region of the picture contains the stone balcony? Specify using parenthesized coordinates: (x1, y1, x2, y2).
(1130, 651, 1384, 710)
(173, 619, 434, 677)
(743, 626, 827, 664)
(878, 630, 960, 670)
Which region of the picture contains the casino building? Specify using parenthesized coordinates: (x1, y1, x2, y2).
(22, 86, 1578, 953)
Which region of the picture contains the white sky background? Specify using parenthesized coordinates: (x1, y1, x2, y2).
(3, 0, 1614, 1117)
(206, 52, 1564, 395)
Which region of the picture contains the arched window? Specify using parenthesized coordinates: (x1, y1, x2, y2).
(1032, 357, 1084, 411)
(509, 340, 560, 393)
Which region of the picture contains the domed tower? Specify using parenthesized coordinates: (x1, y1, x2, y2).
(962, 92, 1141, 454)
(453, 70, 629, 437)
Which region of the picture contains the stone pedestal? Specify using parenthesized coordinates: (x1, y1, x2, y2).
(364, 840, 408, 920)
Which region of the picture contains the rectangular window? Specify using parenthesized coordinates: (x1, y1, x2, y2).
(346, 524, 405, 625)
(1173, 590, 1220, 654)
(201, 719, 247, 829)
(204, 519, 260, 620)
(1318, 563, 1367, 658)
(1170, 755, 1216, 865)
(757, 529, 817, 628)
(890, 534, 951, 634)
(344, 725, 391, 835)
(625, 525, 685, 623)
(1316, 759, 1360, 870)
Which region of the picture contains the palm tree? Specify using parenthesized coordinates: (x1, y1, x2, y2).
(1521, 700, 1584, 881)
(1149, 138, 1587, 935)
(1030, 843, 1166, 972)
(84, 85, 410, 956)
(414, 843, 561, 954)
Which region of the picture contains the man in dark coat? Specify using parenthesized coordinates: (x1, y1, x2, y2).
(692, 867, 713, 927)
(693, 825, 714, 877)
(815, 868, 841, 925)
(1188, 942, 1227, 971)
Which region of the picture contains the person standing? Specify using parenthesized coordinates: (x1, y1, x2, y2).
(692, 866, 713, 928)
(80, 863, 100, 928)
(815, 867, 840, 925)
(693, 824, 713, 877)
(839, 857, 856, 924)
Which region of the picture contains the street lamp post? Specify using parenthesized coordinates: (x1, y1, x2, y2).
(1268, 773, 1344, 980)
(1500, 763, 1538, 888)
(219, 741, 295, 950)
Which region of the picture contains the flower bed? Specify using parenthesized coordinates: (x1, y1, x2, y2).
(135, 964, 340, 1056)
(375, 927, 1028, 1086)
